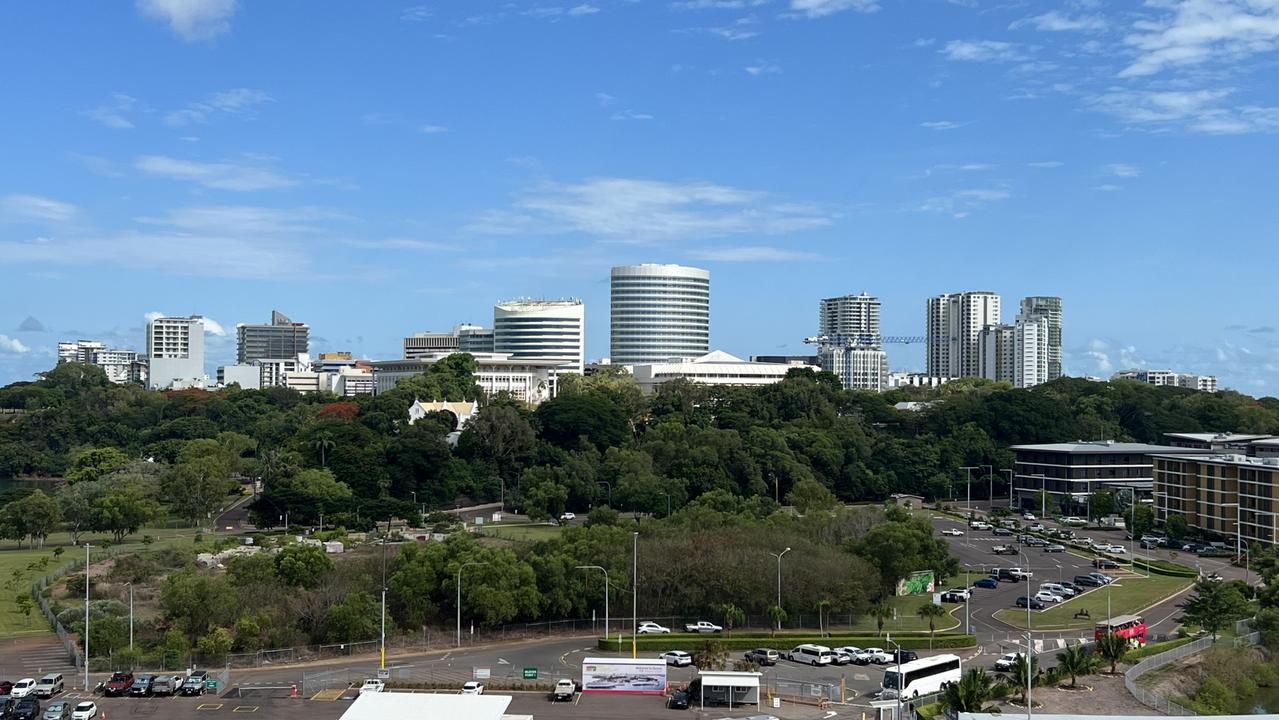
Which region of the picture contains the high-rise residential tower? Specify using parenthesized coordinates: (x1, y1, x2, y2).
(610, 264, 710, 365)
(147, 315, 205, 390)
(818, 293, 881, 344)
(981, 316, 1049, 388)
(1019, 296, 1063, 381)
(236, 310, 310, 364)
(493, 299, 586, 373)
(927, 291, 1001, 379)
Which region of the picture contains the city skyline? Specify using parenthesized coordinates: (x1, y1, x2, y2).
(1, 1, 1276, 393)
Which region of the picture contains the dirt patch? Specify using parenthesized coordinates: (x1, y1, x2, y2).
(986, 671, 1155, 715)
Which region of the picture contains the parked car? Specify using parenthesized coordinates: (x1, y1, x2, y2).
(830, 650, 853, 666)
(41, 701, 70, 720)
(1061, 516, 1087, 527)
(973, 577, 999, 589)
(551, 679, 579, 702)
(940, 528, 964, 536)
(992, 545, 1018, 555)
(13, 698, 40, 720)
(890, 649, 918, 664)
(1074, 574, 1103, 587)
(1181, 543, 1203, 553)
(1140, 538, 1160, 549)
(993, 527, 1014, 536)
(637, 621, 671, 634)
(1034, 590, 1064, 604)
(359, 679, 385, 694)
(129, 675, 155, 697)
(683, 621, 723, 633)
(1022, 513, 1037, 521)
(993, 652, 1025, 672)
(666, 689, 690, 710)
(833, 646, 862, 663)
(33, 676, 61, 701)
(1025, 537, 1048, 547)
(992, 568, 1022, 582)
(70, 703, 96, 720)
(150, 676, 183, 696)
(1, 681, 14, 694)
(1092, 558, 1120, 569)
(789, 644, 833, 666)
(558, 512, 576, 522)
(0, 697, 13, 720)
(945, 587, 971, 601)
(860, 648, 893, 665)
(102, 673, 133, 697)
(1008, 568, 1033, 580)
(661, 651, 694, 667)
(1029, 523, 1045, 532)
(1088, 572, 1115, 585)
(1105, 545, 1128, 554)
(1041, 582, 1075, 598)
(1059, 581, 1083, 595)
(969, 521, 991, 531)
(461, 682, 484, 695)
(743, 649, 780, 666)
(180, 671, 208, 697)
(10, 680, 36, 699)
(1015, 596, 1046, 610)
(1044, 544, 1066, 553)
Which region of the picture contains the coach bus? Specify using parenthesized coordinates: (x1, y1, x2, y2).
(1095, 614, 1147, 646)
(881, 654, 962, 699)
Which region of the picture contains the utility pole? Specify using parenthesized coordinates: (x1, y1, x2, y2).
(127, 582, 134, 652)
(631, 532, 638, 659)
(380, 537, 387, 669)
(456, 561, 489, 647)
(576, 565, 609, 638)
(961, 466, 977, 514)
(768, 548, 792, 626)
(1002, 469, 1014, 509)
(83, 543, 90, 691)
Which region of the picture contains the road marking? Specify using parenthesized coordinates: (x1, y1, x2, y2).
(196, 703, 223, 710)
(232, 706, 259, 713)
(498, 658, 509, 665)
(853, 673, 869, 681)
(825, 712, 838, 718)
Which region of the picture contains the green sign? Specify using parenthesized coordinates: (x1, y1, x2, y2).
(206, 679, 218, 690)
(522, 668, 538, 680)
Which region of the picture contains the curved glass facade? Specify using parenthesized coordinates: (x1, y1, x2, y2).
(610, 264, 710, 365)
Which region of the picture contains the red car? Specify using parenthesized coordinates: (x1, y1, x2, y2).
(0, 680, 12, 694)
(103, 672, 134, 697)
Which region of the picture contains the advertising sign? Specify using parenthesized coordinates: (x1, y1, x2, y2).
(895, 570, 936, 596)
(581, 657, 667, 695)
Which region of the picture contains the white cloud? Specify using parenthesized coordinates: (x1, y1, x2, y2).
(136, 0, 238, 42)
(0, 232, 311, 280)
(1, 194, 78, 223)
(134, 155, 298, 191)
(917, 187, 1011, 217)
(1027, 160, 1064, 168)
(418, 124, 449, 133)
(670, 0, 769, 8)
(611, 110, 655, 120)
(1119, 0, 1279, 78)
(710, 17, 761, 40)
(595, 92, 616, 106)
(788, 0, 879, 19)
(1010, 11, 1106, 32)
(920, 120, 968, 130)
(83, 93, 138, 129)
(687, 245, 819, 262)
(0, 336, 30, 354)
(567, 4, 600, 16)
(1088, 87, 1279, 134)
(201, 317, 227, 336)
(401, 5, 432, 21)
(144, 311, 166, 323)
(745, 60, 782, 75)
(342, 238, 456, 252)
(941, 39, 1026, 62)
(468, 177, 833, 240)
(1105, 163, 1141, 178)
(135, 205, 342, 235)
(165, 88, 272, 126)
(1095, 184, 1124, 192)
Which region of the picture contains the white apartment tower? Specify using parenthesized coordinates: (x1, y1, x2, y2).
(980, 316, 1050, 389)
(927, 292, 1001, 379)
(493, 299, 586, 374)
(610, 264, 710, 365)
(1019, 296, 1063, 381)
(819, 293, 881, 343)
(146, 315, 205, 390)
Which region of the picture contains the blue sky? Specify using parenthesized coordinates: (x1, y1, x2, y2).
(1, 0, 1277, 395)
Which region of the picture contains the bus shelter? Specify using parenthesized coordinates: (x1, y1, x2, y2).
(695, 670, 761, 709)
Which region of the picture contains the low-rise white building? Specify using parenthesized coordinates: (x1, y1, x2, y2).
(217, 364, 262, 390)
(1114, 368, 1218, 392)
(627, 350, 813, 393)
(887, 372, 950, 389)
(372, 353, 565, 404)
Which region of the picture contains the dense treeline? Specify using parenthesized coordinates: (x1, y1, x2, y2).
(3, 358, 1278, 529)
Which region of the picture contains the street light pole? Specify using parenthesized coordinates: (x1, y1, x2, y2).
(961, 466, 977, 515)
(456, 561, 489, 647)
(981, 465, 993, 504)
(886, 637, 903, 720)
(632, 532, 639, 658)
(1032, 473, 1047, 517)
(83, 543, 91, 691)
(1002, 469, 1014, 509)
(768, 548, 792, 628)
(575, 565, 609, 638)
(126, 582, 133, 652)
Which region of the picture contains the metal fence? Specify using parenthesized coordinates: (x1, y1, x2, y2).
(30, 553, 93, 670)
(1124, 629, 1260, 716)
(771, 676, 842, 703)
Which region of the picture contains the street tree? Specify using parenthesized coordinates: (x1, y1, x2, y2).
(1095, 632, 1129, 673)
(1179, 579, 1250, 640)
(1055, 642, 1098, 687)
(942, 668, 998, 713)
(275, 543, 335, 589)
(916, 602, 948, 649)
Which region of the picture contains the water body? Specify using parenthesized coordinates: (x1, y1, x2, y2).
(1247, 684, 1279, 713)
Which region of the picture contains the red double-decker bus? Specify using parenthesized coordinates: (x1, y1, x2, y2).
(1095, 614, 1147, 646)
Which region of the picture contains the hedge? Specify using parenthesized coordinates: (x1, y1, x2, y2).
(1132, 558, 1198, 577)
(596, 634, 977, 652)
(1125, 636, 1198, 661)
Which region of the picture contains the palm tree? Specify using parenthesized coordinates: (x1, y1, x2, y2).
(311, 436, 335, 467)
(942, 668, 997, 713)
(716, 603, 745, 636)
(870, 603, 892, 636)
(816, 599, 832, 637)
(765, 605, 788, 636)
(916, 602, 948, 650)
(1002, 654, 1039, 706)
(1096, 632, 1130, 674)
(1055, 642, 1097, 688)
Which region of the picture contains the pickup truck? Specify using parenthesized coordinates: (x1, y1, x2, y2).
(550, 679, 578, 701)
(991, 544, 1018, 555)
(103, 672, 134, 697)
(683, 621, 723, 633)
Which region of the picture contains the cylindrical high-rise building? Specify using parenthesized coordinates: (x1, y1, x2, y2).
(610, 264, 710, 365)
(493, 299, 585, 373)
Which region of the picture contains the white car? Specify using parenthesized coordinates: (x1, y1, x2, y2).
(946, 587, 972, 601)
(1106, 544, 1128, 554)
(10, 678, 36, 698)
(941, 528, 964, 536)
(360, 679, 385, 693)
(1022, 513, 1036, 521)
(72, 702, 98, 720)
(637, 621, 671, 634)
(461, 681, 485, 695)
(1029, 523, 1045, 532)
(559, 512, 576, 522)
(861, 647, 894, 664)
(661, 650, 694, 667)
(993, 652, 1025, 672)
(1034, 590, 1064, 604)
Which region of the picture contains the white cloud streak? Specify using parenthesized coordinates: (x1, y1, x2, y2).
(1119, 0, 1279, 78)
(136, 0, 238, 42)
(687, 245, 819, 262)
(165, 88, 273, 126)
(0, 336, 30, 354)
(1010, 11, 1107, 32)
(1, 194, 78, 223)
(788, 0, 879, 19)
(83, 93, 138, 129)
(134, 155, 298, 191)
(941, 39, 1027, 62)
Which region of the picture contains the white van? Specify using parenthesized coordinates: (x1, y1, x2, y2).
(35, 673, 64, 698)
(789, 644, 833, 666)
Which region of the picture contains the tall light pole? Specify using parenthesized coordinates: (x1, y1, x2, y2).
(576, 565, 609, 638)
(1032, 473, 1047, 518)
(768, 548, 792, 629)
(1016, 548, 1034, 720)
(456, 561, 489, 647)
(961, 466, 977, 514)
(1002, 469, 1014, 509)
(126, 582, 134, 652)
(631, 532, 638, 658)
(83, 543, 90, 691)
(662, 492, 671, 518)
(981, 464, 993, 505)
(379, 538, 388, 669)
(886, 637, 903, 720)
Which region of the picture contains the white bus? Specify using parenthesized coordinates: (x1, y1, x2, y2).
(880, 654, 962, 699)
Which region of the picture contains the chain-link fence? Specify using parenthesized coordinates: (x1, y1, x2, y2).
(1124, 629, 1260, 716)
(770, 676, 842, 703)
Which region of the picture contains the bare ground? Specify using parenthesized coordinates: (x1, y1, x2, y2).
(986, 671, 1159, 716)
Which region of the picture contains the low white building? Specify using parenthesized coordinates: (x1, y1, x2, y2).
(887, 372, 950, 389)
(217, 364, 262, 390)
(1114, 368, 1218, 392)
(372, 353, 566, 405)
(627, 350, 813, 393)
(408, 399, 479, 428)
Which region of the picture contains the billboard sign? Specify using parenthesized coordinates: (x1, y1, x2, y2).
(581, 657, 667, 695)
(895, 570, 935, 596)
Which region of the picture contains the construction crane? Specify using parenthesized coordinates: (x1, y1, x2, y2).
(803, 334, 951, 347)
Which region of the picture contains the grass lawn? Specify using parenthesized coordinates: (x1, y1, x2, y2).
(992, 574, 1193, 631)
(478, 523, 565, 542)
(843, 593, 962, 633)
